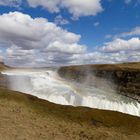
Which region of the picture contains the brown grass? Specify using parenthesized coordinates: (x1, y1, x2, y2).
(61, 62, 140, 71)
(0, 88, 140, 140)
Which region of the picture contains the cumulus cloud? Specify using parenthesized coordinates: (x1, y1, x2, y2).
(0, 12, 82, 46)
(72, 49, 140, 65)
(54, 15, 69, 25)
(0, 0, 103, 18)
(0, 11, 86, 66)
(5, 45, 36, 66)
(92, 37, 140, 64)
(0, 0, 21, 7)
(26, 0, 103, 18)
(108, 26, 140, 39)
(117, 26, 140, 38)
(100, 38, 140, 53)
(0, 12, 139, 67)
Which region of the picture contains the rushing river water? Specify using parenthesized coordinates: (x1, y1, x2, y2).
(2, 69, 140, 117)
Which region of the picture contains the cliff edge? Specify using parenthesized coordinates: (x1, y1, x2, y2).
(0, 62, 10, 88)
(58, 62, 140, 102)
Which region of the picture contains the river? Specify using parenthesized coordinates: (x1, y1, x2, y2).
(2, 69, 140, 117)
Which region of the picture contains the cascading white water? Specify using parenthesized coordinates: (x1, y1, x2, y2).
(2, 69, 140, 117)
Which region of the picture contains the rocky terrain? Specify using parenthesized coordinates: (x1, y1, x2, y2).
(58, 62, 140, 102)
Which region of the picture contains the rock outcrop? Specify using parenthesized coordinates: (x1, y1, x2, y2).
(0, 62, 9, 88)
(58, 62, 140, 102)
(0, 74, 7, 88)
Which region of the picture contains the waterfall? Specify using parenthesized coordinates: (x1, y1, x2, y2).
(2, 69, 140, 117)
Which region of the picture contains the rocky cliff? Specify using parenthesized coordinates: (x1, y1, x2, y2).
(0, 62, 9, 88)
(58, 62, 140, 102)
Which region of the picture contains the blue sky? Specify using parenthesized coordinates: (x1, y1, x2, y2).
(1, 0, 140, 48)
(0, 0, 140, 66)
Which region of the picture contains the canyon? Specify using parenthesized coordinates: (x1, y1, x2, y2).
(58, 62, 140, 102)
(0, 62, 140, 139)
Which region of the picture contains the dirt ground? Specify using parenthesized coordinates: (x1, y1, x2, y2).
(0, 88, 140, 140)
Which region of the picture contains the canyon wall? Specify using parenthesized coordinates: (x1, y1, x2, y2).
(58, 63, 140, 102)
(0, 62, 10, 88)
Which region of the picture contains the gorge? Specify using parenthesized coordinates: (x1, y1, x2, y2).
(2, 63, 140, 117)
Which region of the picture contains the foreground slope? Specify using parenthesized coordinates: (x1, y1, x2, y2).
(0, 88, 140, 140)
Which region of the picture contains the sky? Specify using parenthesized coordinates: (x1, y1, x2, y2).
(0, 0, 140, 67)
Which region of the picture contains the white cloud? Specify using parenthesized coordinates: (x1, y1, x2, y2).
(0, 12, 139, 66)
(100, 38, 140, 53)
(93, 22, 100, 27)
(0, 0, 21, 7)
(108, 26, 140, 39)
(5, 45, 36, 66)
(105, 34, 112, 39)
(0, 50, 3, 62)
(0, 11, 81, 47)
(124, 0, 131, 4)
(26, 0, 103, 18)
(27, 0, 61, 13)
(61, 0, 103, 18)
(54, 15, 69, 25)
(71, 49, 140, 65)
(0, 11, 86, 66)
(46, 41, 86, 54)
(117, 26, 140, 38)
(89, 37, 140, 64)
(0, 0, 103, 18)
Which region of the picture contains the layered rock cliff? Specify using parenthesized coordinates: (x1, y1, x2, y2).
(58, 62, 140, 102)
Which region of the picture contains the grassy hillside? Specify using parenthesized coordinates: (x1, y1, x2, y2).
(0, 88, 140, 140)
(59, 62, 140, 72)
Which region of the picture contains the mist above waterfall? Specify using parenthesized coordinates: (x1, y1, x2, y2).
(2, 69, 140, 117)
